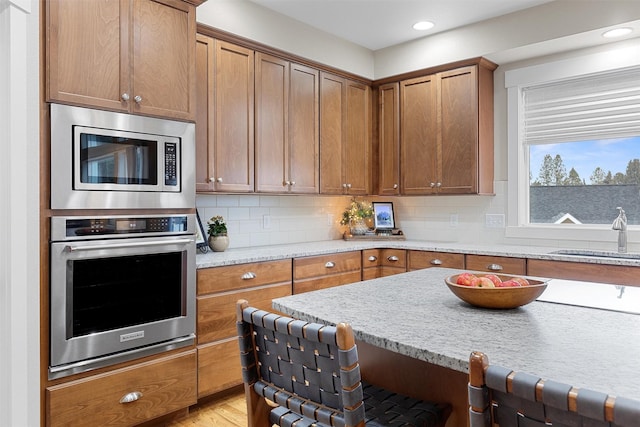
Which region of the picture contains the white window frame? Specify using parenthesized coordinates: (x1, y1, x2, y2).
(505, 41, 640, 244)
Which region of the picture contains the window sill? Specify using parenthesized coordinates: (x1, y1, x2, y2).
(505, 224, 640, 247)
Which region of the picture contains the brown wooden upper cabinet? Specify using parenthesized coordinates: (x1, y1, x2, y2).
(320, 72, 371, 195)
(378, 82, 401, 196)
(255, 53, 320, 194)
(395, 62, 495, 195)
(47, 0, 197, 121)
(195, 37, 255, 192)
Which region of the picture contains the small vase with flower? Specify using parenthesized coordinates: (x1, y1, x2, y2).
(207, 216, 229, 252)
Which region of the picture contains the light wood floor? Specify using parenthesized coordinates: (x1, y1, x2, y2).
(167, 390, 247, 427)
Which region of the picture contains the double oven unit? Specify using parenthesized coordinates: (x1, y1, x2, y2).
(49, 104, 197, 379)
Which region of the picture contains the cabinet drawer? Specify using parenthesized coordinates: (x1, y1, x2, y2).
(527, 259, 640, 287)
(197, 338, 242, 398)
(363, 249, 406, 268)
(197, 259, 292, 295)
(294, 271, 362, 294)
(408, 250, 465, 271)
(46, 351, 197, 427)
(197, 283, 292, 344)
(294, 251, 361, 280)
(465, 254, 526, 275)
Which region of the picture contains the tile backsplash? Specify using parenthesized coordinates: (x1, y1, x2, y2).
(195, 181, 510, 249)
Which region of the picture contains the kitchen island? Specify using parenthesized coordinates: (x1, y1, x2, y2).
(272, 267, 640, 426)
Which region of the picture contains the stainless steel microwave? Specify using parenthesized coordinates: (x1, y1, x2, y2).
(50, 104, 195, 209)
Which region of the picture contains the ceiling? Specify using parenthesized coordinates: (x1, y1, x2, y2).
(247, 0, 555, 51)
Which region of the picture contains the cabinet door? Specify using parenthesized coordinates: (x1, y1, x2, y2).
(344, 80, 371, 195)
(46, 0, 129, 111)
(401, 75, 438, 194)
(438, 66, 478, 194)
(255, 53, 289, 193)
(131, 0, 196, 120)
(320, 72, 346, 194)
(288, 63, 320, 194)
(195, 33, 215, 192)
(213, 40, 255, 192)
(378, 82, 400, 195)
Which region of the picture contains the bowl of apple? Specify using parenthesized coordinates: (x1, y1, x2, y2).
(444, 272, 548, 309)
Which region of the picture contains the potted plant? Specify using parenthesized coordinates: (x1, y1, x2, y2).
(340, 198, 374, 235)
(207, 215, 229, 252)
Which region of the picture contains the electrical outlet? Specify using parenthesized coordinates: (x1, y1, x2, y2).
(449, 214, 458, 227)
(485, 214, 505, 228)
(327, 214, 334, 226)
(263, 215, 271, 229)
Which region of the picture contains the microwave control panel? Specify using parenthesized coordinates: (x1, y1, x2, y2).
(165, 142, 178, 187)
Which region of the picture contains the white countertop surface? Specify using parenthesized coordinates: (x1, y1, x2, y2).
(272, 267, 640, 402)
(196, 239, 640, 269)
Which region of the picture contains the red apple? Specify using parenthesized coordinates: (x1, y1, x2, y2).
(512, 277, 530, 286)
(497, 279, 521, 287)
(483, 274, 502, 286)
(456, 272, 477, 286)
(476, 277, 496, 288)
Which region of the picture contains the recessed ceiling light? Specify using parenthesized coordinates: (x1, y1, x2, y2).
(602, 27, 633, 38)
(413, 21, 435, 31)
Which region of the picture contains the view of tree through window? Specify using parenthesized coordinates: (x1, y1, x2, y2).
(529, 136, 640, 225)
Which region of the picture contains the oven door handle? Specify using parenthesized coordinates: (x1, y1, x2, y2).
(64, 238, 194, 252)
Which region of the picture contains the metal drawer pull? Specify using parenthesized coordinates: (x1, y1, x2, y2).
(120, 391, 142, 404)
(65, 238, 193, 252)
(242, 272, 256, 280)
(325, 261, 335, 268)
(487, 264, 503, 271)
(430, 259, 443, 265)
(387, 256, 399, 262)
(368, 256, 377, 262)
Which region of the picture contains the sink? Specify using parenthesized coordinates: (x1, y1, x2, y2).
(551, 249, 640, 260)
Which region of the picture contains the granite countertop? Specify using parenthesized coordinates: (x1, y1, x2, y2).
(196, 239, 640, 269)
(272, 267, 640, 402)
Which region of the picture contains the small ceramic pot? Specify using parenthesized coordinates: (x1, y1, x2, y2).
(208, 235, 229, 252)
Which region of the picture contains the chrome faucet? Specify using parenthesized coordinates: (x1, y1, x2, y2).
(612, 207, 627, 253)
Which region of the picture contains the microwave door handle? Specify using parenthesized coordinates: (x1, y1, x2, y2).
(64, 238, 194, 252)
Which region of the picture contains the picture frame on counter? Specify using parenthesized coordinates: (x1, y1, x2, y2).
(373, 202, 395, 229)
(196, 210, 208, 253)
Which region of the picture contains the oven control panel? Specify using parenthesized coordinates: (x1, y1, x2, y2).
(51, 214, 194, 241)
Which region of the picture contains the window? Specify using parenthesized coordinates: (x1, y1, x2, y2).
(505, 42, 640, 242)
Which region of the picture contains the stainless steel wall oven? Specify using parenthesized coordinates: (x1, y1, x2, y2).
(49, 214, 196, 379)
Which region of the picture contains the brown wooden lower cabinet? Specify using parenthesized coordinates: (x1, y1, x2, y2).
(465, 254, 526, 275)
(196, 260, 292, 398)
(362, 248, 406, 279)
(527, 258, 640, 287)
(293, 251, 361, 294)
(46, 350, 197, 427)
(407, 250, 465, 271)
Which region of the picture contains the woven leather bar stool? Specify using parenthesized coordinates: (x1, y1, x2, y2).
(468, 351, 640, 427)
(236, 299, 451, 427)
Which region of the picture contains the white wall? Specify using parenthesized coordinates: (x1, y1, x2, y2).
(197, 0, 375, 78)
(195, 0, 640, 251)
(0, 0, 40, 426)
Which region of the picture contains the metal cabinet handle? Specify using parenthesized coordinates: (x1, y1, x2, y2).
(120, 391, 142, 404)
(283, 181, 290, 186)
(134, 95, 142, 103)
(436, 182, 442, 187)
(430, 182, 436, 188)
(430, 259, 443, 266)
(393, 184, 398, 189)
(242, 272, 256, 280)
(387, 255, 399, 262)
(346, 183, 352, 189)
(121, 93, 130, 101)
(325, 261, 335, 268)
(290, 181, 295, 186)
(368, 256, 378, 262)
(216, 177, 223, 183)
(342, 183, 348, 188)
(487, 263, 503, 271)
